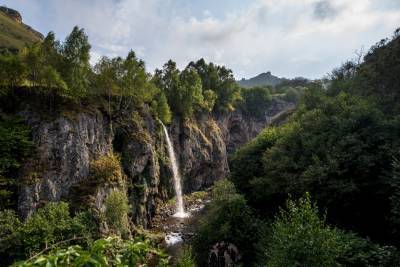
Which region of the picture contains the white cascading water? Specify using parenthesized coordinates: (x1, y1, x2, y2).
(161, 122, 189, 218)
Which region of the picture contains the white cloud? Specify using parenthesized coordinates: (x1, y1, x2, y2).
(3, 0, 400, 79)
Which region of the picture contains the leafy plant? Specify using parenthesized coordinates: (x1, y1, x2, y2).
(13, 236, 169, 267)
(0, 115, 32, 209)
(262, 193, 349, 267)
(176, 246, 197, 267)
(0, 202, 93, 263)
(90, 153, 122, 184)
(192, 180, 256, 266)
(104, 190, 130, 237)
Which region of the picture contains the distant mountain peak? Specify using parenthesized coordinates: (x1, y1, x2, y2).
(237, 71, 283, 88)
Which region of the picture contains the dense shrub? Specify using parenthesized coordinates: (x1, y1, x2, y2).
(90, 153, 122, 184)
(104, 190, 130, 237)
(0, 115, 32, 209)
(260, 194, 349, 267)
(0, 202, 93, 264)
(240, 86, 272, 119)
(192, 180, 257, 266)
(230, 91, 400, 241)
(176, 246, 197, 267)
(13, 236, 168, 267)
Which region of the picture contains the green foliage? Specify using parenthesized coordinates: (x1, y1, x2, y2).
(390, 158, 400, 228)
(153, 60, 205, 118)
(0, 11, 42, 52)
(261, 194, 349, 267)
(153, 60, 181, 113)
(229, 127, 280, 196)
(192, 180, 256, 266)
(230, 90, 400, 240)
(13, 236, 169, 267)
(89, 153, 123, 184)
(176, 246, 197, 267)
(93, 50, 157, 104)
(201, 89, 217, 112)
(0, 52, 25, 88)
(60, 26, 91, 98)
(189, 58, 241, 112)
(283, 86, 302, 103)
(337, 232, 400, 266)
(0, 210, 22, 265)
(0, 202, 93, 263)
(0, 115, 32, 209)
(153, 58, 242, 118)
(177, 67, 204, 117)
(104, 190, 130, 237)
(18, 202, 90, 256)
(240, 86, 272, 118)
(328, 29, 400, 113)
(152, 92, 172, 124)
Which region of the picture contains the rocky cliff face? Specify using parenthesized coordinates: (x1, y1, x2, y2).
(217, 98, 295, 153)
(16, 98, 293, 227)
(18, 111, 113, 218)
(171, 115, 229, 193)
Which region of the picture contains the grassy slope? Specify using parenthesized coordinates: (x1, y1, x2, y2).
(0, 11, 41, 52)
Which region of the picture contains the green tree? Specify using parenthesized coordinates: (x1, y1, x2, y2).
(201, 89, 217, 112)
(153, 60, 181, 113)
(262, 194, 348, 267)
(153, 92, 172, 124)
(61, 26, 91, 99)
(230, 91, 400, 241)
(177, 67, 204, 117)
(0, 209, 22, 264)
(0, 53, 26, 88)
(0, 202, 91, 263)
(121, 50, 155, 103)
(240, 86, 272, 118)
(193, 180, 256, 266)
(189, 58, 241, 112)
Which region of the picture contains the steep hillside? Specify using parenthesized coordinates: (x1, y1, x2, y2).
(237, 71, 284, 88)
(0, 6, 43, 53)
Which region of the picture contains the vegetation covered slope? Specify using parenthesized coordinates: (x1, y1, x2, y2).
(0, 8, 42, 53)
(192, 29, 400, 266)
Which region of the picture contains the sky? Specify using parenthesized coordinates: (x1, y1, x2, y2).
(1, 0, 400, 79)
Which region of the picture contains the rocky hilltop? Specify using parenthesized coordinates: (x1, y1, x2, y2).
(0, 6, 22, 23)
(0, 6, 43, 52)
(6, 92, 293, 228)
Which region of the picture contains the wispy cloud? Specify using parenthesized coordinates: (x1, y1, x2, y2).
(2, 0, 400, 79)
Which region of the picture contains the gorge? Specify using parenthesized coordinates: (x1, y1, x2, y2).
(1, 4, 400, 267)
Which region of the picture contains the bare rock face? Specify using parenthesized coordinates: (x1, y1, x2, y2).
(18, 111, 113, 218)
(171, 115, 229, 192)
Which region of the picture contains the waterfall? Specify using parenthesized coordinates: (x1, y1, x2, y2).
(161, 122, 189, 218)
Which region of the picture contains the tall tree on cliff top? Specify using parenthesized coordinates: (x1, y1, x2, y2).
(189, 58, 241, 112)
(61, 26, 91, 99)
